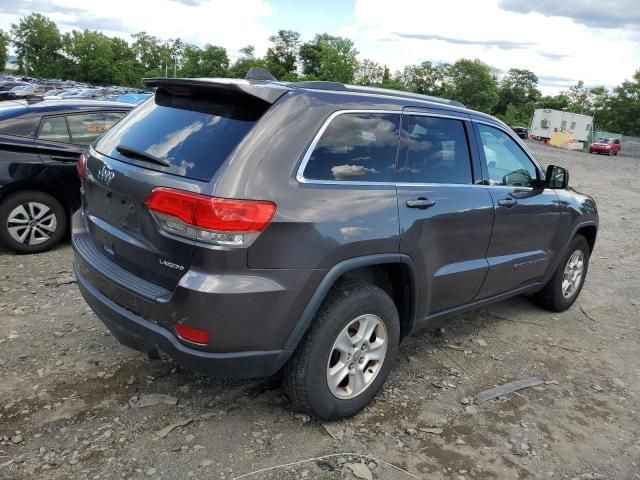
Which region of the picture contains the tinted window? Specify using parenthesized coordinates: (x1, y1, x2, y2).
(400, 115, 472, 184)
(303, 113, 399, 182)
(95, 90, 267, 181)
(67, 111, 126, 145)
(0, 106, 39, 137)
(477, 124, 538, 187)
(38, 116, 70, 143)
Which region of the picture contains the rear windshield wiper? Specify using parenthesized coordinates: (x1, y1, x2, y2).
(116, 144, 170, 167)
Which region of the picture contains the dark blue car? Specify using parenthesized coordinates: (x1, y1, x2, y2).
(0, 99, 133, 253)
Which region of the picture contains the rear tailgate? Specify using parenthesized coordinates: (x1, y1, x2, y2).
(81, 79, 286, 292)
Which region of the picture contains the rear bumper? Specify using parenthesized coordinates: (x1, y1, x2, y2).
(74, 262, 290, 378)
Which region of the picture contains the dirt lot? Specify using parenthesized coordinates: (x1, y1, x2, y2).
(1, 141, 639, 480)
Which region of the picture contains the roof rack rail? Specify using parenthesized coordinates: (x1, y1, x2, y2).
(345, 85, 465, 108)
(284, 79, 465, 108)
(289, 81, 346, 91)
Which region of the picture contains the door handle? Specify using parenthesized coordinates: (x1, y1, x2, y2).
(406, 198, 436, 209)
(498, 198, 518, 207)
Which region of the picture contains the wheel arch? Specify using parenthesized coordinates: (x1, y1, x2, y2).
(575, 224, 597, 253)
(282, 254, 419, 354)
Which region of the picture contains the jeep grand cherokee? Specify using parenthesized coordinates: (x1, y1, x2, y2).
(72, 70, 598, 420)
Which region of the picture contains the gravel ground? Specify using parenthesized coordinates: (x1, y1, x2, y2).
(1, 141, 639, 480)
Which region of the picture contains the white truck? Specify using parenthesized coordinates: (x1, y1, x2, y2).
(529, 109, 593, 143)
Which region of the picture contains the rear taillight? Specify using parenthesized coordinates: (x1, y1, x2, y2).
(77, 153, 87, 179)
(145, 187, 276, 246)
(174, 323, 210, 345)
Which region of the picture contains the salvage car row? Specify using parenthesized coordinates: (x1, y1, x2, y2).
(0, 74, 151, 104)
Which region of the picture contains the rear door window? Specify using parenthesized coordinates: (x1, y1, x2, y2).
(95, 90, 267, 181)
(302, 112, 400, 182)
(67, 111, 127, 145)
(399, 115, 473, 184)
(38, 116, 70, 143)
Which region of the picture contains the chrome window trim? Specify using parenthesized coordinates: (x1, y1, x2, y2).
(397, 182, 486, 189)
(295, 109, 401, 185)
(402, 110, 469, 122)
(296, 109, 473, 185)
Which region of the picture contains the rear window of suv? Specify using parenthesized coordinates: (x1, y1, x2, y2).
(302, 112, 400, 182)
(94, 89, 268, 181)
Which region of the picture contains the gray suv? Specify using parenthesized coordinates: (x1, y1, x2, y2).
(72, 74, 598, 420)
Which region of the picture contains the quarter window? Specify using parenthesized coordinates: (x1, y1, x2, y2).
(302, 113, 399, 182)
(399, 115, 472, 184)
(0, 117, 39, 137)
(38, 116, 70, 143)
(67, 112, 126, 145)
(477, 124, 538, 187)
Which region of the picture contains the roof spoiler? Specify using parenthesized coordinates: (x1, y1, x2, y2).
(143, 77, 289, 105)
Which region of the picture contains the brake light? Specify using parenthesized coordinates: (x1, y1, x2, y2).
(145, 187, 276, 246)
(77, 153, 87, 179)
(175, 323, 209, 345)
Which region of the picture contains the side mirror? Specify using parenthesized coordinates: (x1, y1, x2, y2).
(546, 164, 569, 189)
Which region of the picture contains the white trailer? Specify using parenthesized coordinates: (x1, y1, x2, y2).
(529, 109, 593, 142)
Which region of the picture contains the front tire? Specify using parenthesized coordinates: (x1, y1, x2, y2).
(534, 235, 590, 311)
(0, 191, 67, 254)
(282, 281, 400, 420)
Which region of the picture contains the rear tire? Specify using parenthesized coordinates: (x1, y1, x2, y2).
(282, 280, 400, 420)
(0, 191, 67, 254)
(534, 235, 590, 312)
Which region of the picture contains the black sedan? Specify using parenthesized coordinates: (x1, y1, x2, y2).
(0, 99, 134, 253)
(511, 126, 529, 139)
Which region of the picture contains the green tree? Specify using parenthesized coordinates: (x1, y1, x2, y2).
(199, 44, 229, 77)
(299, 34, 358, 83)
(379, 66, 406, 90)
(180, 44, 203, 77)
(110, 37, 140, 86)
(538, 93, 570, 111)
(62, 30, 118, 84)
(265, 30, 300, 80)
(564, 80, 591, 113)
(132, 32, 163, 75)
(496, 68, 541, 115)
(10, 13, 62, 77)
(228, 45, 268, 78)
(597, 70, 640, 135)
(448, 59, 499, 112)
(400, 61, 450, 96)
(0, 30, 9, 72)
(354, 59, 384, 86)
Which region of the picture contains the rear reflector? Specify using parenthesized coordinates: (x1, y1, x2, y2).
(145, 187, 276, 246)
(175, 323, 210, 345)
(77, 153, 87, 179)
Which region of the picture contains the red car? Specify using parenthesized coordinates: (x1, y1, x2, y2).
(589, 138, 621, 155)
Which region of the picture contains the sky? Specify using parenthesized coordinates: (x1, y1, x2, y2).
(1, 0, 639, 94)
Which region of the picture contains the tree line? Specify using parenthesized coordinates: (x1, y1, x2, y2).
(1, 13, 639, 135)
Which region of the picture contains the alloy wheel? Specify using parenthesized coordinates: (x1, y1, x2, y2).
(326, 314, 388, 399)
(7, 202, 58, 246)
(562, 250, 584, 298)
